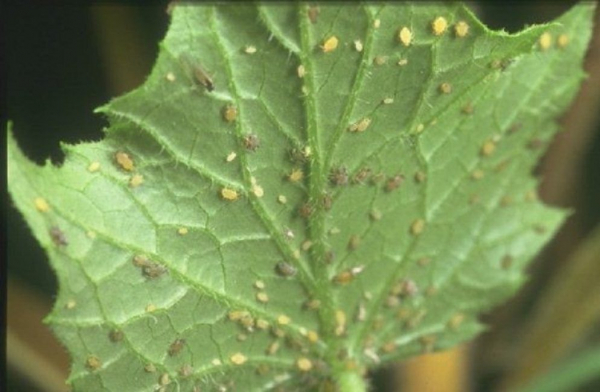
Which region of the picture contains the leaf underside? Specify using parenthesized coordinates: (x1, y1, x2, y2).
(7, 3, 594, 391)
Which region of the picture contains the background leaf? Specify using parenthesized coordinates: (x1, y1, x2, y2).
(7, 3, 595, 391)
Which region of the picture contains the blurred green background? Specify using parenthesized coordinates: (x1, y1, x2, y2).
(5, 3, 600, 392)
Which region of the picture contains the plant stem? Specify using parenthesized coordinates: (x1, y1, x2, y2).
(338, 370, 368, 392)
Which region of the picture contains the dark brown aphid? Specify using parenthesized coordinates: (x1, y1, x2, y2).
(193, 64, 214, 92)
(243, 133, 260, 151)
(298, 202, 314, 218)
(385, 174, 405, 192)
(50, 226, 68, 247)
(289, 147, 308, 164)
(322, 193, 333, 211)
(329, 166, 349, 186)
(109, 329, 124, 343)
(168, 338, 186, 357)
(142, 262, 167, 279)
(275, 261, 297, 277)
(352, 167, 372, 184)
(307, 5, 320, 24)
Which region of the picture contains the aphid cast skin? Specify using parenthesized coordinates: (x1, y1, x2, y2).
(193, 64, 214, 91)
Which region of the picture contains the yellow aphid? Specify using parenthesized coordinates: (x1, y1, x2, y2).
(411, 219, 425, 236)
(432, 16, 448, 36)
(256, 319, 269, 330)
(254, 280, 265, 290)
(383, 98, 394, 104)
(454, 21, 469, 37)
(539, 32, 552, 51)
(439, 82, 452, 94)
(230, 353, 247, 365)
(398, 58, 408, 66)
(129, 174, 144, 187)
(277, 194, 287, 204)
(321, 36, 339, 53)
(256, 292, 269, 303)
(166, 72, 176, 82)
(373, 19, 381, 29)
(226, 152, 237, 162)
(65, 299, 77, 309)
(244, 45, 257, 54)
(373, 56, 387, 66)
(115, 151, 134, 171)
(415, 123, 425, 133)
(354, 40, 363, 52)
(34, 197, 50, 212)
(252, 184, 264, 198)
(557, 34, 569, 48)
(335, 310, 347, 336)
(297, 358, 313, 372)
(277, 314, 291, 325)
(223, 105, 237, 122)
(297, 65, 306, 78)
(159, 373, 170, 386)
(481, 140, 496, 156)
(177, 227, 188, 235)
(266, 341, 280, 355)
(348, 117, 371, 132)
(86, 355, 101, 371)
(221, 187, 239, 201)
(307, 330, 319, 343)
(398, 27, 412, 46)
(87, 161, 100, 172)
(288, 169, 304, 182)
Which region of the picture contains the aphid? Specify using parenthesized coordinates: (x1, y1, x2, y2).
(454, 21, 469, 37)
(144, 364, 156, 373)
(145, 304, 157, 312)
(266, 341, 280, 355)
(329, 166, 349, 186)
(414, 171, 426, 183)
(256, 292, 269, 303)
(142, 261, 167, 279)
(439, 82, 452, 94)
(277, 314, 291, 325)
(348, 117, 371, 132)
(369, 209, 382, 221)
(334, 310, 346, 336)
(398, 27, 412, 46)
(385, 174, 405, 192)
(386, 295, 400, 308)
(256, 319, 270, 330)
(65, 300, 76, 309)
(415, 123, 425, 133)
(177, 227, 188, 235)
(352, 167, 372, 184)
(373, 56, 387, 66)
(373, 19, 381, 29)
(298, 202, 313, 218)
(115, 151, 134, 171)
(283, 227, 295, 240)
(348, 235, 361, 251)
(447, 313, 465, 330)
(244, 45, 257, 54)
(129, 174, 144, 187)
(278, 195, 288, 204)
(557, 34, 569, 48)
(275, 261, 297, 277)
(109, 329, 124, 342)
(461, 102, 474, 114)
(307, 5, 319, 24)
(166, 72, 176, 82)
(237, 333, 248, 342)
(321, 36, 339, 53)
(86, 355, 101, 371)
(168, 338, 186, 356)
(410, 219, 425, 236)
(88, 161, 100, 172)
(192, 64, 214, 92)
(383, 97, 394, 104)
(398, 58, 408, 66)
(354, 40, 363, 52)
(333, 265, 364, 285)
(297, 358, 313, 372)
(539, 32, 552, 51)
(297, 65, 306, 78)
(254, 280, 265, 290)
(179, 364, 193, 377)
(307, 330, 319, 343)
(288, 168, 304, 182)
(322, 193, 333, 211)
(251, 183, 264, 198)
(301, 240, 313, 251)
(220, 187, 239, 201)
(243, 133, 260, 151)
(49, 226, 68, 247)
(159, 373, 170, 386)
(34, 197, 50, 212)
(304, 298, 321, 310)
(222, 105, 237, 123)
(431, 16, 448, 36)
(481, 140, 496, 156)
(356, 303, 367, 322)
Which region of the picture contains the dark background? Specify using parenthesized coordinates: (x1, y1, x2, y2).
(4, 3, 599, 392)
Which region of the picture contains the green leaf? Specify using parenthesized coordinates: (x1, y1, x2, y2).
(7, 3, 595, 391)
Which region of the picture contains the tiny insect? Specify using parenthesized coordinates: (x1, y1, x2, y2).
(115, 151, 134, 171)
(431, 16, 448, 36)
(385, 174, 405, 192)
(50, 226, 68, 247)
(192, 64, 214, 91)
(109, 329, 124, 343)
(329, 166, 349, 186)
(168, 338, 186, 357)
(352, 167, 372, 184)
(298, 202, 314, 218)
(398, 27, 412, 47)
(142, 262, 167, 279)
(275, 261, 297, 277)
(243, 133, 260, 151)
